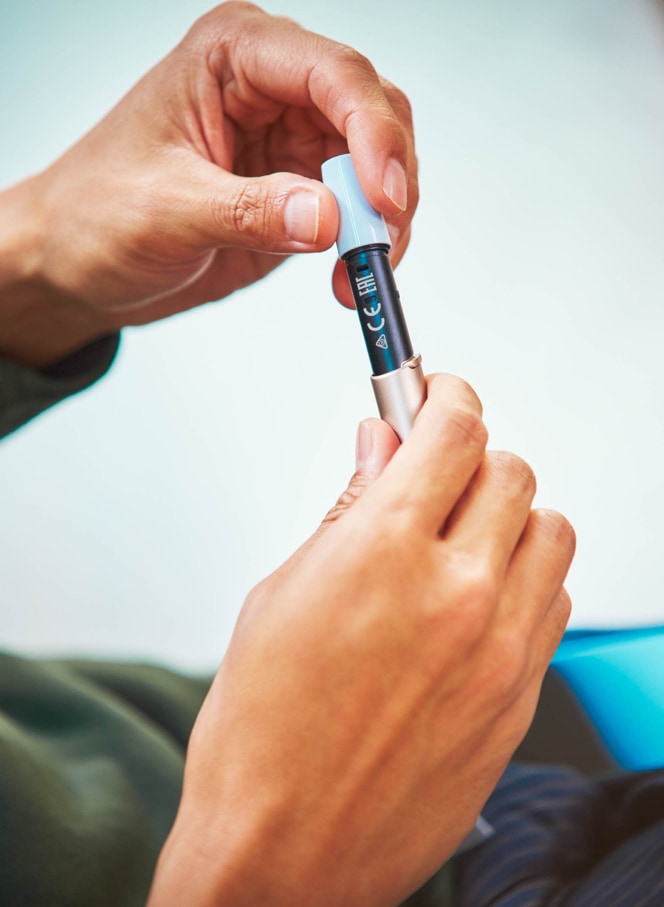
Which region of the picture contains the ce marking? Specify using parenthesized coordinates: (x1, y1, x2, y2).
(363, 300, 385, 332)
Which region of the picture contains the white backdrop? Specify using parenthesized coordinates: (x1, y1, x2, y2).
(1, 0, 664, 671)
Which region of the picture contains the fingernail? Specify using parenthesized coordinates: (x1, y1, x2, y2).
(284, 190, 320, 244)
(382, 158, 407, 212)
(355, 420, 374, 471)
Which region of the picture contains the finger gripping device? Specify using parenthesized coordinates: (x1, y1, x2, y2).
(322, 154, 493, 854)
(321, 154, 426, 441)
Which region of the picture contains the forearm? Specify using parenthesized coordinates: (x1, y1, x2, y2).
(149, 812, 272, 907)
(0, 175, 113, 370)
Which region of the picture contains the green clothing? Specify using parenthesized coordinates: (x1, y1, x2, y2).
(1, 337, 208, 905)
(0, 654, 208, 906)
(0, 337, 452, 905)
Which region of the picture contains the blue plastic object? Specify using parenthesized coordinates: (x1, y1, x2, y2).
(553, 625, 664, 771)
(321, 154, 391, 257)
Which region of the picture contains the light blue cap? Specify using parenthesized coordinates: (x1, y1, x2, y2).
(321, 153, 391, 258)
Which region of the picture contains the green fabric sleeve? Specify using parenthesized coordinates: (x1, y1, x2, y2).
(0, 652, 210, 906)
(0, 332, 212, 904)
(0, 333, 120, 439)
(0, 649, 455, 907)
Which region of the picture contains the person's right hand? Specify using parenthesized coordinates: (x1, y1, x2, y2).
(148, 373, 575, 907)
(0, 1, 417, 369)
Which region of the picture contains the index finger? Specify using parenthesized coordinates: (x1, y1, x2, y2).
(377, 374, 488, 537)
(200, 2, 417, 218)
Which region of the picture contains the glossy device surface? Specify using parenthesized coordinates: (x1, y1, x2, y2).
(321, 153, 426, 441)
(322, 154, 492, 852)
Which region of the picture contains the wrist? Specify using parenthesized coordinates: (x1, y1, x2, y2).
(148, 774, 315, 907)
(149, 813, 270, 907)
(0, 175, 116, 370)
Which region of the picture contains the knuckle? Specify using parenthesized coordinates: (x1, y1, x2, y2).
(219, 182, 268, 240)
(552, 586, 573, 628)
(489, 451, 537, 497)
(217, 0, 258, 12)
(379, 77, 415, 131)
(321, 475, 367, 527)
(487, 666, 520, 707)
(480, 626, 530, 708)
(474, 628, 527, 708)
(464, 564, 497, 610)
(447, 557, 498, 643)
(428, 373, 484, 419)
(534, 509, 577, 556)
(496, 630, 528, 691)
(270, 11, 301, 30)
(188, 2, 259, 43)
(330, 41, 376, 77)
(391, 85, 414, 124)
(446, 405, 489, 451)
(219, 1, 264, 24)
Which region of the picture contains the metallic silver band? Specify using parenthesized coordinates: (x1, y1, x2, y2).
(370, 355, 427, 441)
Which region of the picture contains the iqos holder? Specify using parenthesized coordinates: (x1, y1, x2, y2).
(321, 153, 426, 441)
(322, 153, 494, 855)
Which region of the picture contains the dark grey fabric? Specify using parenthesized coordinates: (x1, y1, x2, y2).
(0, 334, 120, 438)
(454, 763, 664, 906)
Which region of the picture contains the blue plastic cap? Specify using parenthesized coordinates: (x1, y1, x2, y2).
(321, 154, 391, 258)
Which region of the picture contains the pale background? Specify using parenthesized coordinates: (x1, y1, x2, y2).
(1, 0, 663, 671)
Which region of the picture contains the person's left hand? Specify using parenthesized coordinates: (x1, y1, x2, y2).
(4, 1, 416, 367)
(148, 374, 575, 907)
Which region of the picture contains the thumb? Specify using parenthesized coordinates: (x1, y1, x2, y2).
(320, 418, 401, 529)
(197, 165, 339, 253)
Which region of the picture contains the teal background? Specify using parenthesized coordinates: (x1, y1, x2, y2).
(1, 0, 664, 669)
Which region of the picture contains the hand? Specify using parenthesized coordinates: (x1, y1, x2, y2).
(0, 1, 417, 368)
(148, 374, 575, 907)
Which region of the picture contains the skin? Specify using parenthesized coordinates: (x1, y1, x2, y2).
(0, 3, 575, 903)
(0, 0, 416, 369)
(149, 378, 574, 906)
